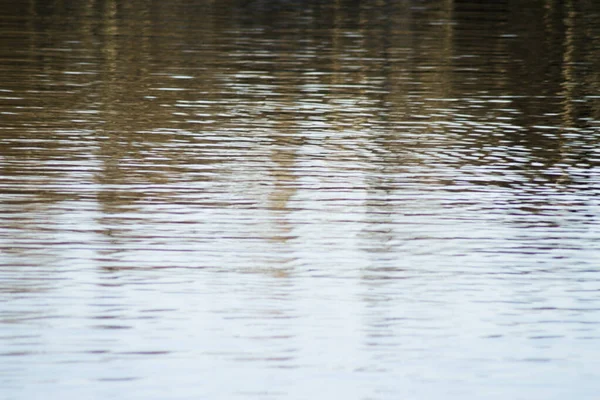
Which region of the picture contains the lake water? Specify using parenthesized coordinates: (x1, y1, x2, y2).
(1, 0, 600, 399)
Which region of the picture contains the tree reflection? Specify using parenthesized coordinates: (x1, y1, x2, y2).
(1, 0, 600, 267)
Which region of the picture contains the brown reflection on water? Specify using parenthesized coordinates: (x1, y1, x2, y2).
(0, 0, 597, 249)
(0, 0, 597, 264)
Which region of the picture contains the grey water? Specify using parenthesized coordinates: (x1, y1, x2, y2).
(1, 0, 600, 399)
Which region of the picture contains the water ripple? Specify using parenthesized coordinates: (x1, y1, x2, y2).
(2, 0, 600, 399)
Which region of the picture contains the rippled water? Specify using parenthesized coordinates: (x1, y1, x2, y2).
(2, 0, 600, 398)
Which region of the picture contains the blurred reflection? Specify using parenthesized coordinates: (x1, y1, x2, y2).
(1, 1, 600, 397)
(0, 0, 599, 288)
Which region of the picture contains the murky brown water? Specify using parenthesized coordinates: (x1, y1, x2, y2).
(1, 0, 600, 398)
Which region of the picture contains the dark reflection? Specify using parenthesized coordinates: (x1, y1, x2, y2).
(0, 1, 598, 270)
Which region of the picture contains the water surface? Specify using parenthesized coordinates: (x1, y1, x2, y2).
(1, 0, 600, 399)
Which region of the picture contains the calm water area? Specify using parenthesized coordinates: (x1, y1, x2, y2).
(1, 0, 600, 399)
